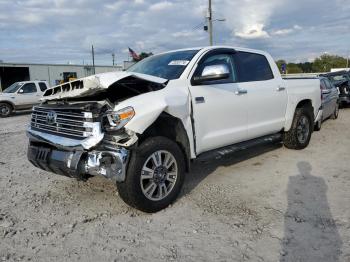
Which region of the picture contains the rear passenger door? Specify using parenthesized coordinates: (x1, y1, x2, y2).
(234, 51, 288, 139)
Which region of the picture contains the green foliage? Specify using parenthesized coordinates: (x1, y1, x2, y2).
(287, 63, 303, 74)
(276, 54, 348, 73)
(312, 54, 347, 72)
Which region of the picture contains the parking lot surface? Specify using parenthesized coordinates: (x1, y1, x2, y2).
(0, 110, 349, 261)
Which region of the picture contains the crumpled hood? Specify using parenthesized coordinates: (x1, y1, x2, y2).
(42, 71, 168, 101)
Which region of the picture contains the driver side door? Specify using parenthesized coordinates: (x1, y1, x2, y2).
(16, 83, 39, 108)
(188, 50, 248, 154)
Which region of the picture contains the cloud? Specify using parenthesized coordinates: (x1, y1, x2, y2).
(149, 1, 173, 11)
(235, 23, 270, 39)
(0, 0, 348, 64)
(222, 0, 285, 39)
(272, 25, 303, 36)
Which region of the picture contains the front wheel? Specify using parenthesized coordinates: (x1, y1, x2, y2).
(283, 107, 313, 150)
(0, 103, 12, 118)
(117, 136, 185, 213)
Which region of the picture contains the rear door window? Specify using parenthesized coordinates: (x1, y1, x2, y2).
(234, 52, 274, 82)
(39, 82, 48, 92)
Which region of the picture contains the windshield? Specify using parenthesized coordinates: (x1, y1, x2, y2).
(3, 82, 23, 93)
(127, 50, 199, 80)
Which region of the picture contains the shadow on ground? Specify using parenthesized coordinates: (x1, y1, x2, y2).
(181, 142, 282, 196)
(280, 161, 343, 262)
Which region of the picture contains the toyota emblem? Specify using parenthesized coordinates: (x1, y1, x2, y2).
(46, 111, 57, 125)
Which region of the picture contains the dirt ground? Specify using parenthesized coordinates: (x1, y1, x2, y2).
(0, 110, 349, 262)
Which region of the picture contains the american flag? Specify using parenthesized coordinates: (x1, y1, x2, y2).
(128, 47, 140, 61)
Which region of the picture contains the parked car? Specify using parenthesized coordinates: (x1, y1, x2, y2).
(320, 71, 350, 107)
(0, 81, 49, 117)
(314, 77, 339, 130)
(26, 46, 322, 212)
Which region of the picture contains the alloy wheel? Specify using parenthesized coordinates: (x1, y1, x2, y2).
(140, 150, 178, 201)
(296, 115, 310, 144)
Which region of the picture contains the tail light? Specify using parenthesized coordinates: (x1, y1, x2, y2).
(320, 84, 324, 100)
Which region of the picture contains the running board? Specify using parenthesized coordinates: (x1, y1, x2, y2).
(197, 133, 282, 161)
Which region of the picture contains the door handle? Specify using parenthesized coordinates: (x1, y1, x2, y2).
(235, 89, 248, 95)
(277, 86, 286, 91)
(195, 96, 205, 103)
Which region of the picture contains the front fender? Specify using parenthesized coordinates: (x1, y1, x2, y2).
(113, 80, 196, 158)
(0, 99, 15, 109)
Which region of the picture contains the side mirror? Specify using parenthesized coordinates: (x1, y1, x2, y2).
(322, 89, 331, 95)
(192, 64, 230, 85)
(18, 89, 24, 94)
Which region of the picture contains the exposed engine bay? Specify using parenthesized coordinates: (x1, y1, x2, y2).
(27, 73, 169, 182)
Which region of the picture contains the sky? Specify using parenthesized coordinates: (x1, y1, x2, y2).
(0, 0, 349, 65)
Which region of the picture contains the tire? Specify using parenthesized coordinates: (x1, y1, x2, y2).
(117, 136, 186, 213)
(330, 102, 339, 120)
(0, 103, 13, 118)
(283, 107, 313, 150)
(314, 118, 322, 131)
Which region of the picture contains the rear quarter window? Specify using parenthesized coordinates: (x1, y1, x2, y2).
(235, 52, 274, 82)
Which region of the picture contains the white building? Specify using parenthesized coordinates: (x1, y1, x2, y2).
(0, 62, 122, 91)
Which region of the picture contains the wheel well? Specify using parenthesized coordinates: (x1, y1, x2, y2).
(295, 99, 314, 122)
(0, 101, 14, 110)
(139, 112, 191, 171)
(296, 99, 312, 109)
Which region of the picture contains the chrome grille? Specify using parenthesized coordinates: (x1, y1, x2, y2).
(31, 106, 99, 140)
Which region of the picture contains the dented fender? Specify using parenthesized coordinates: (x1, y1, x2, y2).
(114, 79, 196, 158)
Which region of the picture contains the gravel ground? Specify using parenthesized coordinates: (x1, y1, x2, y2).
(0, 110, 349, 262)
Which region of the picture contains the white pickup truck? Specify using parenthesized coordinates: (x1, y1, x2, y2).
(26, 46, 322, 212)
(0, 81, 49, 117)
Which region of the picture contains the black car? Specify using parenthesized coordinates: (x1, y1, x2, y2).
(319, 71, 350, 107)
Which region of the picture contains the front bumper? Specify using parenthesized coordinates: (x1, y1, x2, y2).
(27, 127, 130, 182)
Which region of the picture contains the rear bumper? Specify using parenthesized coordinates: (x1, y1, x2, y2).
(27, 143, 129, 182)
(339, 95, 350, 104)
(314, 108, 323, 123)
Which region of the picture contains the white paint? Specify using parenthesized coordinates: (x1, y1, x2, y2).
(41, 46, 322, 158)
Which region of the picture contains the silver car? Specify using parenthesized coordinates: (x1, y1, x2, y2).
(314, 77, 339, 130)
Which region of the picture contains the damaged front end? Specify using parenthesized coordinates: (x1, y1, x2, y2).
(27, 72, 168, 182)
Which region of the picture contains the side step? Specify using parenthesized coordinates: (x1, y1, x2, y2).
(197, 133, 282, 162)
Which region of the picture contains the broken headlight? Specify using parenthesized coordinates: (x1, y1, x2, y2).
(104, 107, 135, 131)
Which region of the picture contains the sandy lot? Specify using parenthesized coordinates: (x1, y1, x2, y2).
(0, 110, 349, 262)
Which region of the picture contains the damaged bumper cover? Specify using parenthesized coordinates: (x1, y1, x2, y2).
(27, 126, 130, 182)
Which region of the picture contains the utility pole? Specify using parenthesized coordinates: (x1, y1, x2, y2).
(112, 53, 115, 67)
(92, 45, 95, 74)
(208, 0, 213, 46)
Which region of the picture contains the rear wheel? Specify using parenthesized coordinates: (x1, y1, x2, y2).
(283, 107, 313, 150)
(0, 103, 12, 118)
(117, 136, 185, 213)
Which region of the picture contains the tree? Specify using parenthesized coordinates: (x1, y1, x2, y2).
(312, 54, 347, 72)
(297, 62, 313, 73)
(287, 63, 303, 74)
